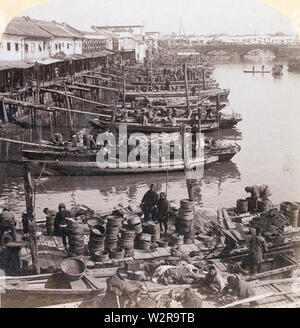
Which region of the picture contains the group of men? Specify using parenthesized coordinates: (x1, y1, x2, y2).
(140, 184, 170, 233)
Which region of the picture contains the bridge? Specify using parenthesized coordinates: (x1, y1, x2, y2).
(193, 43, 300, 58)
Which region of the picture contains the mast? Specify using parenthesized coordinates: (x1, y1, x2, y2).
(184, 63, 190, 110)
(23, 163, 40, 274)
(180, 125, 194, 201)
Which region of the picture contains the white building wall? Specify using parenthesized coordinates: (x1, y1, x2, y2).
(49, 37, 83, 56)
(0, 34, 24, 61)
(24, 39, 50, 60)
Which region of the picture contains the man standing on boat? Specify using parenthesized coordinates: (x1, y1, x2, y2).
(245, 184, 271, 210)
(156, 192, 170, 233)
(140, 184, 159, 221)
(248, 227, 268, 274)
(54, 203, 71, 253)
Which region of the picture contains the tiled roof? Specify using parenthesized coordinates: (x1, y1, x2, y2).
(4, 17, 52, 38)
(30, 18, 82, 38)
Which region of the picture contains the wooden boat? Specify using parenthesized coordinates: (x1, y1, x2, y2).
(89, 118, 219, 133)
(243, 70, 271, 74)
(124, 88, 230, 102)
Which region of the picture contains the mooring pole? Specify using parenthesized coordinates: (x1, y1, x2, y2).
(216, 93, 220, 138)
(180, 125, 194, 201)
(183, 63, 190, 110)
(23, 163, 40, 274)
(202, 68, 206, 90)
(122, 66, 126, 108)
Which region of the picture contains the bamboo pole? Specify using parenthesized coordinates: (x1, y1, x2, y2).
(216, 93, 220, 138)
(23, 163, 40, 274)
(202, 68, 206, 90)
(183, 63, 189, 110)
(180, 125, 194, 201)
(122, 66, 126, 108)
(64, 82, 74, 130)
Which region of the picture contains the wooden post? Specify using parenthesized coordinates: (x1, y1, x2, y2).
(1, 100, 8, 123)
(122, 66, 126, 108)
(23, 163, 40, 274)
(64, 82, 74, 130)
(216, 93, 220, 138)
(183, 63, 189, 110)
(198, 107, 202, 133)
(202, 68, 206, 90)
(180, 125, 194, 201)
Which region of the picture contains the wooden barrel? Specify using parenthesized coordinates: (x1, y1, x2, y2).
(180, 199, 194, 211)
(170, 233, 184, 245)
(107, 216, 122, 227)
(236, 199, 248, 213)
(286, 205, 299, 227)
(292, 202, 300, 226)
(68, 223, 85, 256)
(257, 199, 271, 213)
(280, 201, 292, 215)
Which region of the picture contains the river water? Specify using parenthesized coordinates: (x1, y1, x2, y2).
(0, 59, 300, 219)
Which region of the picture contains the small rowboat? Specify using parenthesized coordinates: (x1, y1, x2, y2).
(243, 70, 271, 73)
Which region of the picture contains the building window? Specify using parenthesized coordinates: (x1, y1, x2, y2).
(7, 42, 11, 51)
(55, 44, 58, 50)
(59, 43, 61, 50)
(25, 44, 29, 53)
(67, 43, 70, 49)
(15, 43, 19, 51)
(39, 44, 42, 52)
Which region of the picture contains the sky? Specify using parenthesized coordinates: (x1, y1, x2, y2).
(19, 0, 298, 35)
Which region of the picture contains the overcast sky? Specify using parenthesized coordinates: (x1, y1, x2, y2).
(19, 0, 298, 35)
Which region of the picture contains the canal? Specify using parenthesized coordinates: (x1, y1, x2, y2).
(0, 60, 300, 219)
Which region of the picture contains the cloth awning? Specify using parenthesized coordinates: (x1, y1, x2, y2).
(0, 60, 35, 71)
(33, 58, 64, 65)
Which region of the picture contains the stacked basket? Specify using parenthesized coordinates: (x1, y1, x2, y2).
(67, 221, 85, 256)
(145, 222, 161, 243)
(127, 216, 143, 234)
(88, 225, 106, 257)
(119, 228, 135, 257)
(136, 233, 152, 251)
(105, 216, 122, 251)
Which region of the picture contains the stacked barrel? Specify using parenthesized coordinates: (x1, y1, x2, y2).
(280, 201, 300, 228)
(176, 199, 195, 244)
(88, 225, 106, 257)
(136, 233, 152, 251)
(119, 228, 135, 257)
(127, 216, 143, 234)
(105, 216, 122, 251)
(144, 222, 161, 243)
(67, 221, 85, 256)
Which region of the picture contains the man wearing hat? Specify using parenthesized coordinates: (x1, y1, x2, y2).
(140, 184, 158, 221)
(54, 203, 71, 252)
(156, 192, 170, 233)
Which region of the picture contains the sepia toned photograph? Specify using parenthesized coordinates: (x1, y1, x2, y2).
(0, 0, 299, 311)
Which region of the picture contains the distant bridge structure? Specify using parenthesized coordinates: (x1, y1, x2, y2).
(193, 43, 300, 58)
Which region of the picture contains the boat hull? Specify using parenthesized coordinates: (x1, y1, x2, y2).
(90, 119, 219, 133)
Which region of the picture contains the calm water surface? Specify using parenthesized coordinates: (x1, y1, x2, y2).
(0, 61, 300, 219)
